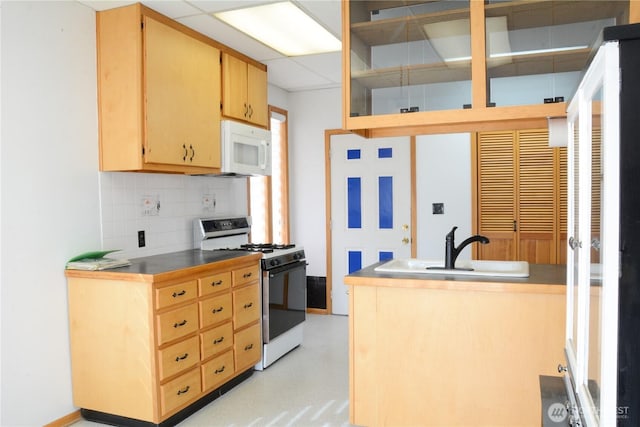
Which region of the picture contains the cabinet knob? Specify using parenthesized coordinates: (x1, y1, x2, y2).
(402, 237, 410, 244)
(569, 237, 582, 250)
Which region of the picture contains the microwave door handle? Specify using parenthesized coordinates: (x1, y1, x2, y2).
(259, 140, 267, 169)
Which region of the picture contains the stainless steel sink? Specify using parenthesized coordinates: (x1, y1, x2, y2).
(374, 258, 530, 278)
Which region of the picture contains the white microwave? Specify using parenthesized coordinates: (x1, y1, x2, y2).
(221, 120, 272, 176)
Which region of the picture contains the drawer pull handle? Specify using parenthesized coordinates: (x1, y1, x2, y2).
(213, 336, 225, 344)
(243, 272, 253, 278)
(177, 385, 190, 396)
(172, 290, 186, 298)
(175, 353, 189, 362)
(174, 320, 188, 328)
(214, 366, 226, 374)
(244, 343, 253, 351)
(211, 280, 223, 287)
(212, 307, 224, 314)
(244, 302, 253, 309)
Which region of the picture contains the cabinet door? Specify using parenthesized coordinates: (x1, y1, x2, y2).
(233, 283, 261, 330)
(222, 53, 248, 121)
(517, 130, 557, 264)
(477, 131, 517, 260)
(476, 130, 566, 263)
(145, 17, 220, 168)
(247, 63, 268, 127)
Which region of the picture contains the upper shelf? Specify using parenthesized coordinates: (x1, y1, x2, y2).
(351, 47, 591, 90)
(351, 0, 628, 48)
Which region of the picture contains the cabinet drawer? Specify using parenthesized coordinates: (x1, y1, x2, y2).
(157, 303, 198, 345)
(201, 350, 235, 392)
(156, 280, 198, 310)
(199, 293, 232, 328)
(233, 283, 261, 330)
(158, 336, 199, 381)
(199, 271, 231, 297)
(232, 264, 259, 287)
(160, 367, 201, 416)
(234, 323, 261, 371)
(200, 321, 233, 360)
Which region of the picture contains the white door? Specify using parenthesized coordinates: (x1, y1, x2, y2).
(330, 133, 412, 315)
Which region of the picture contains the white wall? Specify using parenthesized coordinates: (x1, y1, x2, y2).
(1, 2, 100, 424)
(416, 133, 473, 260)
(287, 88, 342, 277)
(0, 2, 254, 425)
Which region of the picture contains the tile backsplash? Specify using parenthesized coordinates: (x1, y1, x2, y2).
(99, 172, 248, 259)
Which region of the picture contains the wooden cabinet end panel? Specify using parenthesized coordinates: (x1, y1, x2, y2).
(67, 277, 155, 421)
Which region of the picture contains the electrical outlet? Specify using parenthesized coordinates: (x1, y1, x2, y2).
(138, 230, 146, 248)
(141, 195, 160, 216)
(432, 203, 444, 215)
(202, 193, 216, 212)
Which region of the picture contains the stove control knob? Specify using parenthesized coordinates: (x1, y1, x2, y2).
(270, 259, 280, 267)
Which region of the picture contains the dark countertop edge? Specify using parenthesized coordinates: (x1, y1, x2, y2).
(64, 249, 262, 282)
(345, 262, 567, 295)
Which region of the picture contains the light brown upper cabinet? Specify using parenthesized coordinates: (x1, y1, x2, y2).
(222, 53, 269, 128)
(342, 0, 634, 136)
(97, 4, 221, 174)
(474, 130, 567, 264)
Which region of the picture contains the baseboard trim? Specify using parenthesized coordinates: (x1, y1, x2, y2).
(44, 410, 82, 427)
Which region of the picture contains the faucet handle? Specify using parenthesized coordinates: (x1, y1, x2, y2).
(446, 226, 458, 239)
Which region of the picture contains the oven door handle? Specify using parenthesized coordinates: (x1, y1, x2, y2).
(266, 260, 307, 277)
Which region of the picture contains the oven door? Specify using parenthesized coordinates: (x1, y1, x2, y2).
(262, 260, 306, 343)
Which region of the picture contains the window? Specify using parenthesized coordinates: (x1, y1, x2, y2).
(249, 106, 289, 244)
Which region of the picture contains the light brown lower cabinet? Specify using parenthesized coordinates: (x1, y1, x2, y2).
(65, 254, 262, 425)
(346, 267, 566, 426)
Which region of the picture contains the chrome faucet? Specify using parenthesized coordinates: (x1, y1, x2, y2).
(444, 226, 490, 270)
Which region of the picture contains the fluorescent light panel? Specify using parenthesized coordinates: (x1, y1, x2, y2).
(445, 46, 590, 64)
(214, 2, 341, 57)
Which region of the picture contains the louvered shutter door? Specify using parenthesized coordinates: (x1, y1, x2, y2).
(558, 146, 568, 264)
(477, 131, 517, 261)
(518, 130, 556, 263)
(591, 128, 602, 263)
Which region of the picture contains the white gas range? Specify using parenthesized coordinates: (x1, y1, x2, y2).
(195, 216, 306, 370)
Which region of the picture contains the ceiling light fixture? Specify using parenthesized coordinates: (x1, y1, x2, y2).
(214, 1, 341, 57)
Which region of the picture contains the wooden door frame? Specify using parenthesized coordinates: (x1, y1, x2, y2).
(324, 129, 417, 315)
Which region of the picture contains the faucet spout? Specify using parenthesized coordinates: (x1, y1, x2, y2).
(444, 226, 490, 270)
